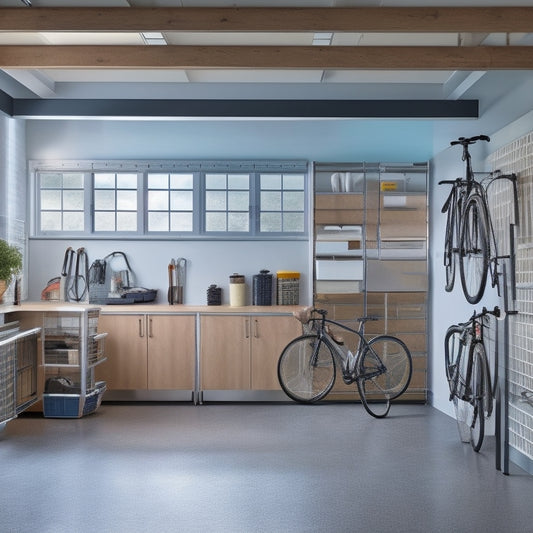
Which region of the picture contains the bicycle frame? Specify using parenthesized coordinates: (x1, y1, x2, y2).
(304, 312, 383, 383)
(448, 307, 499, 406)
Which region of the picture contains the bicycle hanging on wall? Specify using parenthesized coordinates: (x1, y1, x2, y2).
(444, 306, 501, 452)
(439, 135, 518, 304)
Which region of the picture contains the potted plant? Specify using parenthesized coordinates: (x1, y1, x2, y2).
(0, 239, 22, 303)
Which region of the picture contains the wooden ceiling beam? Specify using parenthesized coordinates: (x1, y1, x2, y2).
(1, 45, 532, 70)
(1, 7, 533, 33)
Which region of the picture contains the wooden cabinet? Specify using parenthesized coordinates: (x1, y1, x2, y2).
(200, 314, 300, 391)
(97, 314, 195, 391)
(200, 315, 250, 390)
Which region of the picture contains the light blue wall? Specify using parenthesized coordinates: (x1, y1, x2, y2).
(25, 117, 438, 306)
(26, 119, 436, 162)
(24, 108, 533, 417)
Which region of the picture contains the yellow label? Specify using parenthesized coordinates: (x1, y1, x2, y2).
(381, 181, 398, 191)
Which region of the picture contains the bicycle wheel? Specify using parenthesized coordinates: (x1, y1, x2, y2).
(468, 348, 485, 452)
(444, 200, 457, 292)
(277, 334, 335, 403)
(470, 341, 493, 419)
(444, 325, 465, 398)
(459, 194, 490, 304)
(357, 336, 412, 418)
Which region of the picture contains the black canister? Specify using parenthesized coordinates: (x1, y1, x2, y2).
(207, 284, 222, 306)
(253, 269, 273, 306)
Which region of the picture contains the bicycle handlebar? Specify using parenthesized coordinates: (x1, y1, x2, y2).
(452, 306, 501, 330)
(450, 135, 490, 147)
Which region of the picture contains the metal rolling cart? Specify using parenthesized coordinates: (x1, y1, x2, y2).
(42, 308, 107, 418)
(0, 323, 41, 429)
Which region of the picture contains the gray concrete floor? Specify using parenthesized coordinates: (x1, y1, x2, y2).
(1, 402, 533, 533)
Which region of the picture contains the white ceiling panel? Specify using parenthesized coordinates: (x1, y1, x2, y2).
(322, 70, 452, 84)
(164, 32, 313, 46)
(42, 68, 190, 83)
(0, 32, 47, 45)
(39, 32, 144, 45)
(186, 69, 325, 83)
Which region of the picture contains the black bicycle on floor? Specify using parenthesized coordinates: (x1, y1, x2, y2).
(444, 306, 500, 451)
(439, 135, 517, 304)
(277, 307, 412, 418)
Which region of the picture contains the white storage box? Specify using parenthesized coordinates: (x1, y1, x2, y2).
(315, 259, 364, 281)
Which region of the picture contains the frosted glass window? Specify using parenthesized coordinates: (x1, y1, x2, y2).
(205, 173, 250, 234)
(35, 162, 306, 238)
(37, 172, 85, 233)
(147, 172, 194, 233)
(259, 173, 305, 234)
(94, 172, 138, 232)
(171, 212, 193, 232)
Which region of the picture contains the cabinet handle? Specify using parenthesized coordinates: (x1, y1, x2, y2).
(139, 318, 144, 337)
(244, 318, 250, 339)
(254, 319, 259, 338)
(149, 318, 154, 338)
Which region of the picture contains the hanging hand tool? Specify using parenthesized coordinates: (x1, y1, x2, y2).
(168, 259, 176, 304)
(60, 247, 75, 302)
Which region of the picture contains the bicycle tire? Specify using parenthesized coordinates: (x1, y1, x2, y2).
(277, 334, 335, 403)
(470, 340, 493, 419)
(469, 348, 485, 452)
(357, 336, 412, 418)
(459, 194, 490, 304)
(444, 325, 466, 399)
(444, 197, 457, 292)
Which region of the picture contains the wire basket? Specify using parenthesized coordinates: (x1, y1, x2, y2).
(42, 381, 106, 419)
(0, 327, 41, 424)
(44, 333, 107, 366)
(0, 336, 16, 424)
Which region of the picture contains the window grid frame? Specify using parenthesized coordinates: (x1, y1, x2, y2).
(92, 171, 142, 234)
(203, 172, 252, 235)
(32, 160, 308, 240)
(257, 172, 307, 235)
(37, 171, 90, 235)
(145, 171, 197, 234)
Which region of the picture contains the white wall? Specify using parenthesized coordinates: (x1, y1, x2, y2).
(29, 239, 309, 306)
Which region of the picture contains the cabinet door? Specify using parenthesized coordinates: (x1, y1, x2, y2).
(251, 316, 301, 390)
(97, 314, 148, 390)
(147, 314, 195, 390)
(200, 315, 250, 390)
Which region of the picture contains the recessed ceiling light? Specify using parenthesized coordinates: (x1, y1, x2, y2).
(141, 32, 167, 46)
(312, 33, 333, 46)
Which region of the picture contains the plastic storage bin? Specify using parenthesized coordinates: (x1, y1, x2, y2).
(42, 381, 107, 418)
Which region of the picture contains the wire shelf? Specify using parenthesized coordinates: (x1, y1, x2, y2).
(0, 327, 41, 424)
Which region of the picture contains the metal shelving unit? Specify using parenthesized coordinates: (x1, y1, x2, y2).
(312, 162, 429, 402)
(42, 309, 107, 418)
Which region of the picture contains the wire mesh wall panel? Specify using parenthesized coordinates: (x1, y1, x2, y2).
(0, 339, 17, 424)
(16, 330, 40, 412)
(485, 175, 519, 259)
(489, 131, 533, 470)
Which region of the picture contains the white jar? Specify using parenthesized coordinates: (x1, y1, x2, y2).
(229, 273, 246, 306)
